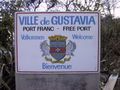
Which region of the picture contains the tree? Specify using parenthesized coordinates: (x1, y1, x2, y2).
(0, 0, 16, 89)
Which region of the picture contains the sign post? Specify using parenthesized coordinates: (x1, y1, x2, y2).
(15, 12, 100, 90)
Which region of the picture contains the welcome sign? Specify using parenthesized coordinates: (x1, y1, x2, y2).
(15, 12, 100, 74)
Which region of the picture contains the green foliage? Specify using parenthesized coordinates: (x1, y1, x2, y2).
(101, 15, 120, 74)
(0, 11, 15, 90)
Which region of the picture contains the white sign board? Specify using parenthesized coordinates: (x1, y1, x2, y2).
(15, 12, 100, 74)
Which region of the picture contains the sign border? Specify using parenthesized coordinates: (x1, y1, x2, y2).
(15, 12, 100, 74)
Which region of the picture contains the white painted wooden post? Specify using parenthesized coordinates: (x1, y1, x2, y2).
(103, 74, 118, 90)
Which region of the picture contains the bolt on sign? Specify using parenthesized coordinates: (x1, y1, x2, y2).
(15, 12, 100, 74)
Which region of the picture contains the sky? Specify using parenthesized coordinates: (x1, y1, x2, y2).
(113, 9, 120, 18)
(113, 4, 120, 18)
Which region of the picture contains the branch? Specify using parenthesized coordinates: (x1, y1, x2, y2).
(103, 40, 120, 60)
